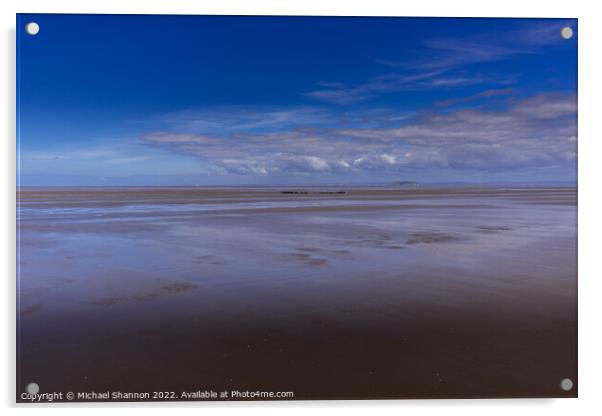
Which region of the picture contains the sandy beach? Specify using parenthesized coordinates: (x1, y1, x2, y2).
(16, 186, 577, 400)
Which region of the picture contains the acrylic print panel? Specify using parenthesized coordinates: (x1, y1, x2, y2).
(16, 14, 577, 402)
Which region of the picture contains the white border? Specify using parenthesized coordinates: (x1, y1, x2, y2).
(3, 1, 601, 414)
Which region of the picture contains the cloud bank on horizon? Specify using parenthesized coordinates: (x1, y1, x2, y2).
(18, 15, 577, 185)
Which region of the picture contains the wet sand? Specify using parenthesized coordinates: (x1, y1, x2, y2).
(17, 186, 577, 401)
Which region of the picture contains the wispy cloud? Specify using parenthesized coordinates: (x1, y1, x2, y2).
(435, 88, 514, 107)
(156, 106, 417, 132)
(20, 143, 199, 176)
(157, 106, 336, 134)
(25, 149, 118, 161)
(304, 71, 514, 105)
(306, 20, 574, 104)
(380, 20, 574, 70)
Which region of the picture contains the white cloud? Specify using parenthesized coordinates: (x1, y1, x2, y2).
(380, 154, 397, 165)
(304, 156, 330, 171)
(140, 93, 576, 176)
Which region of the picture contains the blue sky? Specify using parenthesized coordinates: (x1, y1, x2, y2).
(17, 15, 577, 185)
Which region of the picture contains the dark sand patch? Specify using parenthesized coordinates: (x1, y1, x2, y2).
(93, 297, 121, 307)
(346, 234, 405, 250)
(92, 282, 199, 306)
(297, 247, 350, 255)
(285, 253, 328, 267)
(21, 304, 43, 316)
(160, 282, 199, 293)
(130, 293, 160, 302)
(406, 232, 459, 245)
(297, 247, 320, 253)
(193, 255, 223, 265)
(477, 225, 513, 234)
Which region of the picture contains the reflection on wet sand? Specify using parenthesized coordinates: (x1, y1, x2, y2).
(17, 186, 577, 400)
